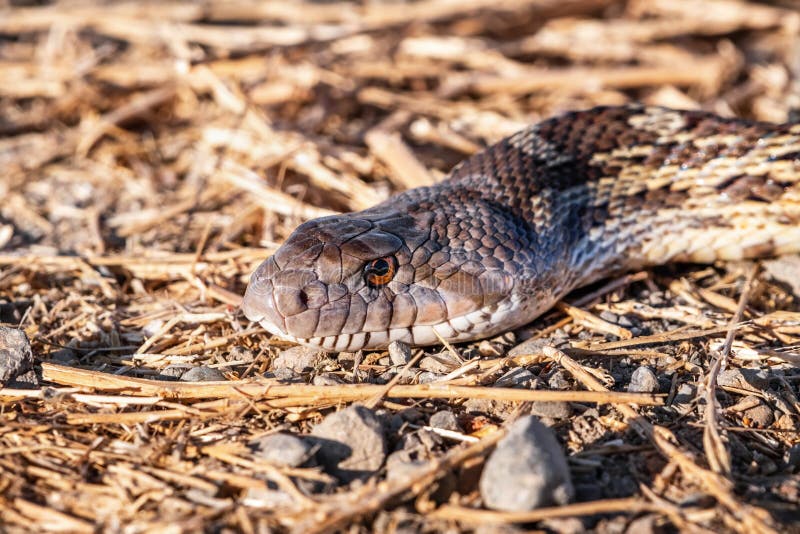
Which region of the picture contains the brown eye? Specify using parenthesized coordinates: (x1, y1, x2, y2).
(364, 256, 397, 287)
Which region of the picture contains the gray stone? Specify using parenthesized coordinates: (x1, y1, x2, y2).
(0, 327, 33, 386)
(274, 346, 322, 373)
(494, 367, 536, 388)
(480, 416, 573, 511)
(599, 311, 619, 323)
(529, 401, 572, 420)
(429, 410, 461, 432)
(628, 366, 658, 393)
(272, 367, 301, 382)
(180, 366, 226, 381)
(763, 255, 800, 297)
(717, 368, 770, 392)
(417, 371, 442, 384)
(388, 341, 412, 366)
(313, 373, 345, 386)
(309, 404, 386, 482)
(508, 337, 553, 358)
(419, 355, 454, 374)
(160, 364, 191, 379)
(464, 398, 501, 416)
(385, 449, 427, 482)
(250, 433, 312, 467)
(548, 370, 571, 390)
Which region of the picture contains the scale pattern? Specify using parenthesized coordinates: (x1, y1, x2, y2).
(242, 105, 800, 351)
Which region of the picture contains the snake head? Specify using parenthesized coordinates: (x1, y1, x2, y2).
(241, 193, 520, 351)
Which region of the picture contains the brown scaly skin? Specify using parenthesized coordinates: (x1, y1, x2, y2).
(242, 105, 800, 351)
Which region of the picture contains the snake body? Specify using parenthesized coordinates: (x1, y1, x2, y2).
(242, 105, 800, 351)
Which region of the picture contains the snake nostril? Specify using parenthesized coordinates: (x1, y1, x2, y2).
(297, 289, 309, 307)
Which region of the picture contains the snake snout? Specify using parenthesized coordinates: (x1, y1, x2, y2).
(241, 258, 286, 335)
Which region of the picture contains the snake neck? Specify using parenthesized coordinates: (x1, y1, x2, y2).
(451, 105, 800, 294)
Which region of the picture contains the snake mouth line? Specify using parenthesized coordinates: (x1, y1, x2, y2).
(247, 300, 513, 351)
(253, 317, 463, 351)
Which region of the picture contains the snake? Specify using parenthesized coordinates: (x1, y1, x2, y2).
(241, 105, 800, 352)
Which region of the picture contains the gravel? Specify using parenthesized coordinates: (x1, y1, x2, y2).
(628, 366, 659, 393)
(480, 415, 573, 511)
(308, 404, 387, 482)
(180, 366, 226, 381)
(429, 410, 461, 432)
(273, 346, 322, 373)
(529, 401, 573, 420)
(494, 367, 536, 388)
(250, 433, 312, 467)
(388, 341, 412, 366)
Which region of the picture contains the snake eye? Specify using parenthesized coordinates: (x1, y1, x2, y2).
(364, 256, 397, 287)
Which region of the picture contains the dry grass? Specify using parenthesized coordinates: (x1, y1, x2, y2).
(1, 0, 799, 532)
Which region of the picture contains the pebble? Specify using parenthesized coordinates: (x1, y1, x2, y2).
(508, 336, 557, 358)
(529, 401, 572, 420)
(417, 371, 443, 384)
(599, 311, 619, 323)
(388, 340, 412, 366)
(628, 366, 658, 393)
(250, 433, 312, 467)
(419, 355, 454, 374)
(494, 367, 536, 388)
(273, 346, 322, 373)
(272, 367, 302, 382)
(159, 365, 191, 379)
(180, 366, 226, 381)
(717, 368, 770, 392)
(308, 404, 386, 482)
(548, 370, 572, 390)
(463, 398, 501, 416)
(385, 449, 427, 481)
(480, 416, 573, 511)
(429, 410, 461, 432)
(0, 326, 33, 386)
(312, 373, 345, 386)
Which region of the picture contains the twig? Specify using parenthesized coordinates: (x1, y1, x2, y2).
(429, 497, 653, 524)
(38, 362, 664, 405)
(543, 346, 779, 534)
(703, 265, 758, 476)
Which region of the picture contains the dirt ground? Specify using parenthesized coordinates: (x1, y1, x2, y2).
(1, 0, 800, 532)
